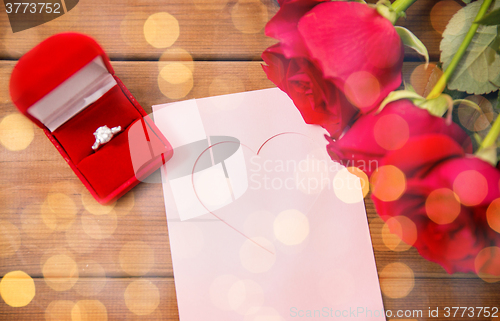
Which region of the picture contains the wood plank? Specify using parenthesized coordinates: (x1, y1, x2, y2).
(0, 276, 498, 320)
(0, 0, 460, 60)
(0, 0, 279, 60)
(0, 277, 179, 320)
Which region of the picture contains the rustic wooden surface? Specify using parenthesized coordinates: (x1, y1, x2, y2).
(1, 0, 499, 320)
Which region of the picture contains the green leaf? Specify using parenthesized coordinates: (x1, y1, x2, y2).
(441, 0, 500, 95)
(490, 30, 500, 54)
(418, 94, 452, 117)
(462, 0, 472, 3)
(475, 7, 500, 25)
(395, 26, 429, 65)
(376, 89, 425, 113)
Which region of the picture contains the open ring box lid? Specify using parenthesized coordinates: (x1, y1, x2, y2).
(10, 33, 173, 204)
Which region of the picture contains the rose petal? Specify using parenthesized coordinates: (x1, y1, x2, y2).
(298, 1, 404, 112)
(265, 0, 327, 58)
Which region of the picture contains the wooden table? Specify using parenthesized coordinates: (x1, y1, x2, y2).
(0, 0, 499, 320)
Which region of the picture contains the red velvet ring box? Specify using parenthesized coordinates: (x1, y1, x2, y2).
(9, 33, 173, 204)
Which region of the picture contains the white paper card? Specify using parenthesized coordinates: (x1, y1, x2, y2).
(153, 88, 386, 321)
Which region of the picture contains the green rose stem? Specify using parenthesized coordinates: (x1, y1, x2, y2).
(479, 114, 500, 151)
(391, 0, 417, 14)
(427, 0, 494, 99)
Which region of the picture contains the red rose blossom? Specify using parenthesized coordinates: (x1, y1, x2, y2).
(326, 99, 472, 176)
(262, 0, 404, 137)
(371, 134, 500, 274)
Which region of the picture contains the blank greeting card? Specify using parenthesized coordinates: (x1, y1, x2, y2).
(153, 88, 386, 321)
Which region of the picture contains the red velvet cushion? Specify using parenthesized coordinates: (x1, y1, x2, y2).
(77, 118, 170, 198)
(77, 126, 135, 198)
(53, 85, 142, 164)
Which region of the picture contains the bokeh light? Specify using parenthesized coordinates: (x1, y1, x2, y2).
(158, 63, 194, 99)
(374, 114, 409, 151)
(0, 271, 35, 307)
(474, 246, 500, 283)
(119, 241, 155, 276)
(74, 261, 107, 296)
(42, 192, 77, 231)
(49, 181, 83, 209)
(158, 48, 194, 72)
(210, 274, 240, 311)
(160, 62, 192, 84)
(81, 210, 117, 239)
(486, 198, 500, 234)
(231, 0, 268, 34)
(333, 167, 367, 203)
(370, 165, 406, 202)
(347, 167, 370, 198)
(382, 216, 417, 252)
(379, 262, 415, 298)
(0, 113, 34, 151)
(45, 300, 75, 321)
(42, 254, 79, 291)
(143, 12, 180, 48)
(124, 280, 160, 315)
(239, 237, 276, 273)
(81, 189, 115, 215)
(457, 95, 494, 132)
(273, 209, 309, 245)
(65, 218, 101, 254)
(21, 203, 53, 239)
(453, 170, 487, 206)
(410, 63, 443, 97)
(0, 220, 21, 257)
(344, 71, 380, 110)
(229, 279, 264, 315)
(430, 1, 462, 35)
(425, 188, 461, 225)
(71, 300, 108, 321)
(114, 191, 135, 216)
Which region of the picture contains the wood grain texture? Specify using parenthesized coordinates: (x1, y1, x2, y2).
(1, 57, 499, 321)
(0, 0, 461, 61)
(0, 276, 497, 321)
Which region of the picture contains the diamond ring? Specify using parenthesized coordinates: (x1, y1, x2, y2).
(92, 125, 122, 150)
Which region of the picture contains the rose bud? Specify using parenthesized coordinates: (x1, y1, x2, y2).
(371, 134, 500, 275)
(262, 0, 404, 137)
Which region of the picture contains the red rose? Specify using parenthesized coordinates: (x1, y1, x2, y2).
(326, 99, 472, 176)
(371, 134, 500, 274)
(262, 0, 404, 137)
